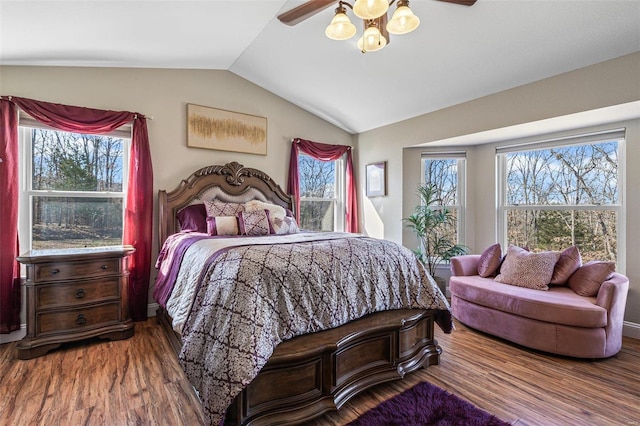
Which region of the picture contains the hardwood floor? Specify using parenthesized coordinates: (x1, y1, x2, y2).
(1, 318, 639, 426)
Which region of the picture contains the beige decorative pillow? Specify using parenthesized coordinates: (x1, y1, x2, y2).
(272, 216, 300, 235)
(206, 216, 240, 236)
(550, 245, 582, 285)
(477, 243, 502, 277)
(568, 261, 615, 297)
(494, 245, 560, 290)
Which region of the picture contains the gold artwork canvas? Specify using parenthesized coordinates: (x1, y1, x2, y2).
(187, 104, 267, 155)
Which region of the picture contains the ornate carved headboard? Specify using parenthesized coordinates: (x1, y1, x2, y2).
(158, 162, 294, 247)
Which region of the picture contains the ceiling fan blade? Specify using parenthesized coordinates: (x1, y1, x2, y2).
(437, 0, 477, 5)
(278, 0, 337, 26)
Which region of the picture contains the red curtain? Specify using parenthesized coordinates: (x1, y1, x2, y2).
(287, 138, 358, 233)
(0, 99, 21, 333)
(124, 117, 153, 321)
(0, 96, 153, 327)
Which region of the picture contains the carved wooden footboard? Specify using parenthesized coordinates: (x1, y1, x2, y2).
(157, 307, 441, 425)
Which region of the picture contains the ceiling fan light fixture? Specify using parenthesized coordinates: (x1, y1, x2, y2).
(386, 1, 420, 34)
(353, 0, 389, 20)
(357, 22, 387, 52)
(325, 7, 357, 40)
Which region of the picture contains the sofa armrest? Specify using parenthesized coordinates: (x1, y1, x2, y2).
(596, 272, 629, 357)
(450, 255, 481, 277)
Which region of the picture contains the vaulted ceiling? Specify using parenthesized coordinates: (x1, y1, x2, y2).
(1, 0, 639, 134)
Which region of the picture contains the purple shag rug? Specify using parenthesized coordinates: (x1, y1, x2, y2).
(348, 381, 510, 426)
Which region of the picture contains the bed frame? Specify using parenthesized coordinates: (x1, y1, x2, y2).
(157, 162, 443, 425)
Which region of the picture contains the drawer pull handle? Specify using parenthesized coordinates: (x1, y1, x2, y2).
(76, 314, 87, 325)
(100, 265, 108, 270)
(51, 269, 60, 275)
(75, 289, 86, 299)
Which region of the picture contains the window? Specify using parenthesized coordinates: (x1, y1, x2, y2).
(298, 153, 345, 231)
(421, 153, 466, 245)
(19, 121, 130, 250)
(497, 130, 624, 264)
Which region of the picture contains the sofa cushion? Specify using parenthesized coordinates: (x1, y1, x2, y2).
(550, 246, 582, 285)
(495, 245, 560, 290)
(450, 275, 607, 328)
(478, 243, 502, 277)
(569, 261, 615, 297)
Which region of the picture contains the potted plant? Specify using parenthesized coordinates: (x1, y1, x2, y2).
(403, 184, 469, 292)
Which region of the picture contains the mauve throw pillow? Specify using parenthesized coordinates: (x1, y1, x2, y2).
(550, 245, 582, 285)
(204, 200, 245, 217)
(478, 243, 502, 277)
(177, 204, 207, 233)
(568, 261, 615, 297)
(238, 209, 272, 236)
(494, 245, 560, 290)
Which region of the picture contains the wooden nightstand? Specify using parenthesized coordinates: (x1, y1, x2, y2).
(16, 245, 135, 359)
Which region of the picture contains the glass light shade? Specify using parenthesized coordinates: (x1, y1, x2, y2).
(357, 26, 387, 52)
(386, 5, 420, 34)
(353, 0, 389, 20)
(325, 12, 357, 40)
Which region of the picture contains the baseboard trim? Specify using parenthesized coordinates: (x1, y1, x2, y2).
(0, 324, 26, 345)
(623, 321, 640, 340)
(147, 303, 159, 318)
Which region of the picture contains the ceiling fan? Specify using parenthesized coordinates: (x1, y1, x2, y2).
(278, 0, 476, 52)
(278, 0, 476, 27)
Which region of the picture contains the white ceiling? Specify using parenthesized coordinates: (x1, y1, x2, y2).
(1, 0, 639, 134)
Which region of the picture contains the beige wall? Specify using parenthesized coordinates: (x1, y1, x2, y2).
(357, 52, 640, 330)
(0, 66, 355, 306)
(2, 53, 639, 332)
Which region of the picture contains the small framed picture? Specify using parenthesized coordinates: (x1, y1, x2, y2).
(366, 161, 387, 197)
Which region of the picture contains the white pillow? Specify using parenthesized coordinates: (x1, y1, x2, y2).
(244, 200, 286, 221)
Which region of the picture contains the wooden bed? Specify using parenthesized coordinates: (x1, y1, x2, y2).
(156, 161, 446, 426)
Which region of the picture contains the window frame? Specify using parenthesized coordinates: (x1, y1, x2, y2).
(298, 154, 346, 232)
(420, 152, 467, 246)
(496, 129, 625, 271)
(18, 120, 131, 251)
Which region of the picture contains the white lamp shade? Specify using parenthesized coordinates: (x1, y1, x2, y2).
(386, 5, 420, 34)
(325, 12, 357, 40)
(357, 26, 387, 52)
(353, 0, 389, 20)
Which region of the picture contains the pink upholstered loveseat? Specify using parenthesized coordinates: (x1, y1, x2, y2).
(449, 254, 629, 358)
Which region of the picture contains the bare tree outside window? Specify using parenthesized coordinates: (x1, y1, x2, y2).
(504, 141, 618, 262)
(27, 128, 127, 249)
(298, 154, 338, 231)
(423, 158, 462, 245)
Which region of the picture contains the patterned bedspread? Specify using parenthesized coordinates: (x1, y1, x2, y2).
(158, 232, 452, 425)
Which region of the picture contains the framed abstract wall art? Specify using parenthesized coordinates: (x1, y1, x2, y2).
(187, 103, 267, 155)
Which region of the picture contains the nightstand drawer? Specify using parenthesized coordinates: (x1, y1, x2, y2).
(37, 303, 120, 335)
(34, 258, 121, 282)
(36, 278, 120, 310)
